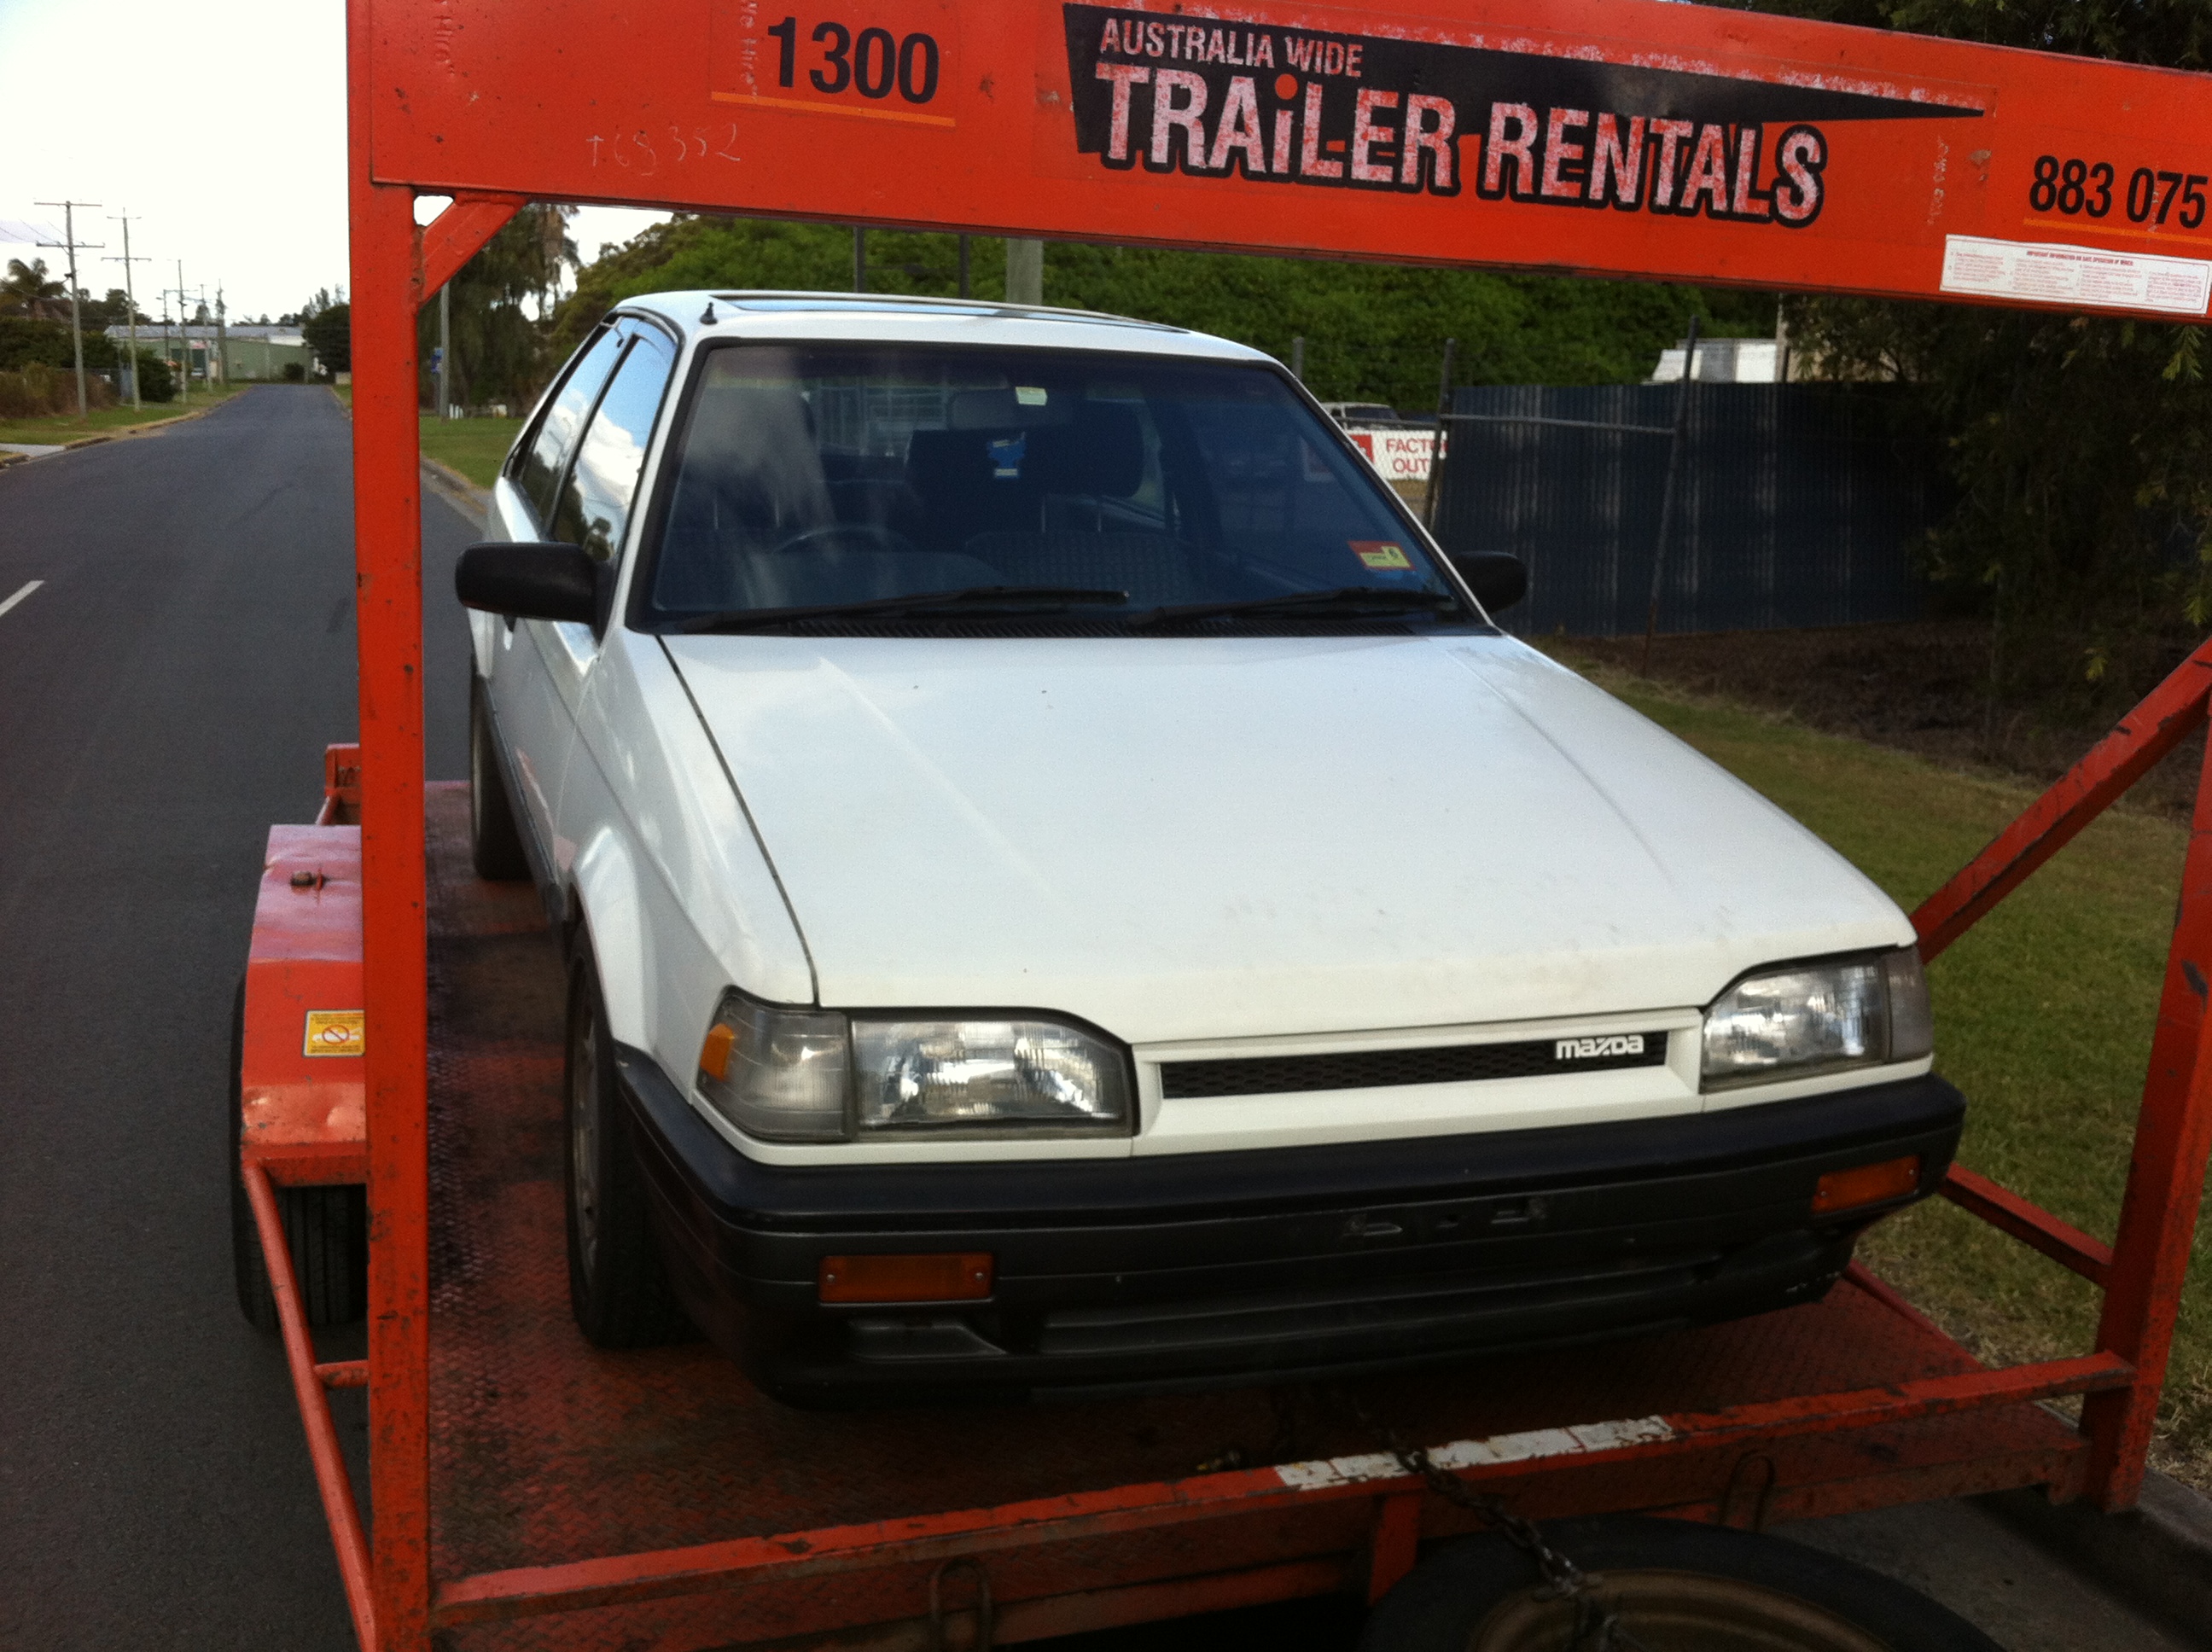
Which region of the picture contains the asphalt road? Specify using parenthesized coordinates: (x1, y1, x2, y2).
(0, 386, 474, 1649)
(0, 387, 2192, 1651)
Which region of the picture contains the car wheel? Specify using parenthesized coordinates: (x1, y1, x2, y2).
(229, 978, 368, 1331)
(469, 672, 532, 882)
(564, 948, 695, 1348)
(1359, 1516, 2004, 1652)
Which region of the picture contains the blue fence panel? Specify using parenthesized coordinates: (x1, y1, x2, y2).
(1429, 383, 1937, 637)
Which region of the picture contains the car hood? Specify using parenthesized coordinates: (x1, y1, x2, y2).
(661, 632, 1909, 1044)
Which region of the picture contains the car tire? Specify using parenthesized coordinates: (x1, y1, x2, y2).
(1359, 1516, 2004, 1652)
(564, 947, 695, 1348)
(469, 671, 532, 882)
(230, 978, 368, 1332)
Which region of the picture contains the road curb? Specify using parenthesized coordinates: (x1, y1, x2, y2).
(1978, 1470, 2212, 1649)
(420, 454, 492, 524)
(0, 392, 243, 468)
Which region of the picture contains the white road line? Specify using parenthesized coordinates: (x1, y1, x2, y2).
(0, 580, 42, 620)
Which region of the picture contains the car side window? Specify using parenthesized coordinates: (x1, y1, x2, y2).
(514, 325, 626, 527)
(550, 331, 676, 563)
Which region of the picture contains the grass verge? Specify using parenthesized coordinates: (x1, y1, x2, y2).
(419, 416, 523, 489)
(1561, 654, 2212, 1491)
(0, 381, 252, 446)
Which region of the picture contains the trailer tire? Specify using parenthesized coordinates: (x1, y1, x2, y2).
(564, 949, 696, 1348)
(470, 672, 532, 882)
(1359, 1516, 2004, 1652)
(230, 978, 369, 1332)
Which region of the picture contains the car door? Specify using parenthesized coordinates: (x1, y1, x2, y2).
(486, 323, 628, 862)
(532, 323, 679, 866)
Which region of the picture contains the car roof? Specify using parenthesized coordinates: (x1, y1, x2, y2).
(613, 289, 1276, 364)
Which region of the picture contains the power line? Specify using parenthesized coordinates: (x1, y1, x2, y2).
(33, 199, 103, 418)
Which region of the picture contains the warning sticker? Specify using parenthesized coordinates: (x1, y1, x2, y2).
(304, 1009, 365, 1058)
(1940, 235, 2212, 316)
(1353, 541, 1412, 571)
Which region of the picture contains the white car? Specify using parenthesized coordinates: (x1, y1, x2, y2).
(458, 292, 1956, 1406)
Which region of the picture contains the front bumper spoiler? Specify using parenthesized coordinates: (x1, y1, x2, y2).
(614, 1044, 1964, 1405)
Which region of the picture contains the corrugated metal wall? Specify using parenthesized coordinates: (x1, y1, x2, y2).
(1429, 383, 1940, 637)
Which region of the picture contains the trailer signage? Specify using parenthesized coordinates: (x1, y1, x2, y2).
(1064, 1, 1979, 234)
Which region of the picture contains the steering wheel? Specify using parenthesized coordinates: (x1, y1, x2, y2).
(763, 522, 920, 556)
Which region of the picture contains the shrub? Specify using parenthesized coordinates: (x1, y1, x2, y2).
(282, 361, 306, 383)
(135, 352, 175, 403)
(0, 362, 119, 418)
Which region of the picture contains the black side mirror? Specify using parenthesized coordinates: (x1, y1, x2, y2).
(455, 541, 601, 626)
(1450, 551, 1528, 615)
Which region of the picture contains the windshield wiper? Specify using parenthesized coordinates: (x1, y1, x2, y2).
(1131, 586, 1463, 628)
(672, 586, 1130, 633)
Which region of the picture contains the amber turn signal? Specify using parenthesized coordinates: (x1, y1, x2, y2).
(1812, 1155, 1922, 1216)
(697, 1021, 736, 1082)
(818, 1253, 994, 1305)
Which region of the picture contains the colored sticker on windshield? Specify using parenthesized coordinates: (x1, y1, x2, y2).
(1353, 540, 1412, 570)
(988, 433, 1026, 479)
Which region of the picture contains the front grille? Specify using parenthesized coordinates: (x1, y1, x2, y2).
(1159, 1032, 1668, 1100)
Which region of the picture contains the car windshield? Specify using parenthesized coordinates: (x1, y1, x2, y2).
(640, 343, 1463, 631)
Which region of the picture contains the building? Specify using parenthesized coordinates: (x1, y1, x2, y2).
(1649, 336, 1787, 384)
(102, 322, 312, 383)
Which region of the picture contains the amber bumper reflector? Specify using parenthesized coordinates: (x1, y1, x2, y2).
(818, 1253, 994, 1304)
(1813, 1155, 1922, 1215)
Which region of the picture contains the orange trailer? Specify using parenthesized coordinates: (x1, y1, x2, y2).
(235, 3, 2212, 1647)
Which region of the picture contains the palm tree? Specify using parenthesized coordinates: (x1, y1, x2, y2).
(1, 257, 68, 320)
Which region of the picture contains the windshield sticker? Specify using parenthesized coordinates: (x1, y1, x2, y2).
(988, 433, 1026, 479)
(1353, 540, 1412, 571)
(1016, 386, 1050, 405)
(1062, 3, 1980, 228)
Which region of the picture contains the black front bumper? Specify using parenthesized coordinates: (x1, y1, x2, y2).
(614, 1044, 1963, 1406)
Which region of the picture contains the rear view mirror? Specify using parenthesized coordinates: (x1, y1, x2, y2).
(456, 542, 600, 625)
(1450, 552, 1528, 615)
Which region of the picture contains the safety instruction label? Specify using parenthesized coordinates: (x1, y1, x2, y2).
(1940, 235, 2212, 316)
(304, 1009, 366, 1057)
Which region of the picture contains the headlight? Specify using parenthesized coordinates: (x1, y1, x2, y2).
(695, 992, 1132, 1142)
(853, 1020, 1130, 1136)
(1701, 947, 1931, 1091)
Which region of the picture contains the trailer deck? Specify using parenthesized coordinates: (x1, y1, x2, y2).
(276, 782, 2088, 1649)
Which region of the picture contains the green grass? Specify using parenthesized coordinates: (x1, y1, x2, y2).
(418, 415, 523, 489)
(1569, 660, 2212, 1484)
(0, 381, 251, 446)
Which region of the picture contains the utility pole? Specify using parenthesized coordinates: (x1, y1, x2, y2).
(104, 209, 150, 409)
(173, 260, 189, 404)
(1005, 238, 1043, 305)
(34, 200, 102, 418)
(215, 284, 228, 387)
(438, 282, 451, 419)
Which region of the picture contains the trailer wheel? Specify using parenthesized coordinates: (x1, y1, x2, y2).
(469, 672, 532, 881)
(564, 950, 696, 1347)
(230, 979, 369, 1331)
(1359, 1516, 2003, 1652)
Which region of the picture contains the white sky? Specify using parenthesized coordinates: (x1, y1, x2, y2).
(0, 0, 668, 323)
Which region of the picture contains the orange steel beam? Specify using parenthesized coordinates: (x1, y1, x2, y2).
(1941, 1166, 2115, 1287)
(1912, 639, 2212, 963)
(429, 1352, 2128, 1626)
(358, 0, 2212, 323)
(414, 194, 526, 305)
(244, 1166, 376, 1649)
(2084, 721, 2212, 1506)
(347, 4, 434, 1645)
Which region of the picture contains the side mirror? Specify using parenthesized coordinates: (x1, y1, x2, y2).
(455, 541, 600, 626)
(1450, 551, 1527, 616)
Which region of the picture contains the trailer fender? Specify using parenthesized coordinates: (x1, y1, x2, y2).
(569, 827, 650, 1050)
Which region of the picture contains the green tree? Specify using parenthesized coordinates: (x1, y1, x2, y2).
(0, 258, 67, 321)
(418, 204, 576, 409)
(304, 301, 352, 375)
(553, 215, 1773, 410)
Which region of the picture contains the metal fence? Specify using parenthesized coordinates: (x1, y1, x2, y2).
(1429, 382, 1942, 637)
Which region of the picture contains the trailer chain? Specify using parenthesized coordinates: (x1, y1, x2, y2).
(1335, 1389, 1652, 1651)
